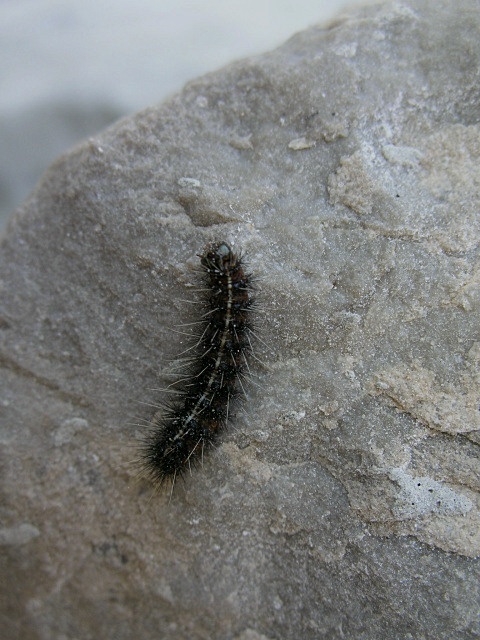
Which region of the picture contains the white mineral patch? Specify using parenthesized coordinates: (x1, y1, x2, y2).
(0, 523, 40, 546)
(389, 468, 473, 519)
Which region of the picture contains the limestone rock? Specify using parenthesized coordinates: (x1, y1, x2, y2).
(1, 1, 479, 638)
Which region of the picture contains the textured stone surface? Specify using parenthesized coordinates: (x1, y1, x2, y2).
(1, 1, 479, 639)
(0, 0, 363, 231)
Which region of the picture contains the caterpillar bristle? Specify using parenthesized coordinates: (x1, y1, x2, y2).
(138, 241, 256, 491)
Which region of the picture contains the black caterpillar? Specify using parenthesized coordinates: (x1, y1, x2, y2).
(141, 242, 254, 487)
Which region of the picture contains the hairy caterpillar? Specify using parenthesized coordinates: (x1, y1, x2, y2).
(140, 241, 255, 488)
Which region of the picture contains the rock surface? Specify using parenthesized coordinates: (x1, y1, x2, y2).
(1, 1, 479, 639)
(0, 0, 361, 231)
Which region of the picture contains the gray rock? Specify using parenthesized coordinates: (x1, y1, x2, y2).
(1, 1, 479, 638)
(0, 101, 123, 233)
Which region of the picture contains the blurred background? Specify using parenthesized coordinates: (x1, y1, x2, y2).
(0, 0, 369, 232)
